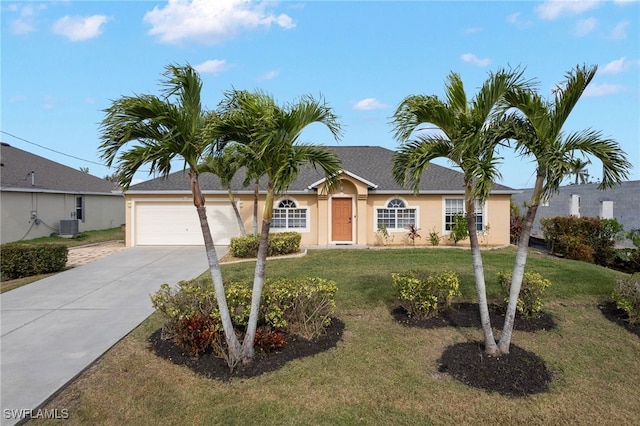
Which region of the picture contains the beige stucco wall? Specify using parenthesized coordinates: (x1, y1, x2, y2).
(362, 193, 512, 247)
(123, 181, 513, 248)
(1, 191, 125, 244)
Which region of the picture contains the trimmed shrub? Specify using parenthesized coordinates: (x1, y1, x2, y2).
(262, 277, 338, 339)
(150, 276, 338, 356)
(229, 235, 260, 258)
(541, 216, 622, 266)
(1, 243, 68, 279)
(392, 270, 461, 319)
(613, 273, 640, 324)
(229, 232, 302, 258)
(497, 271, 551, 319)
(150, 279, 223, 357)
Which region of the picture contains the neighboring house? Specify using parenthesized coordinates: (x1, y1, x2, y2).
(0, 143, 125, 244)
(123, 146, 516, 248)
(511, 180, 640, 238)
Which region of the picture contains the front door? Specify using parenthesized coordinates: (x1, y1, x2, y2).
(331, 198, 352, 242)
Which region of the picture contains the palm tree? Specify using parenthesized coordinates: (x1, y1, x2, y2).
(98, 63, 243, 364)
(568, 157, 591, 184)
(391, 68, 530, 356)
(216, 90, 271, 236)
(198, 148, 247, 236)
(220, 89, 343, 362)
(497, 64, 631, 354)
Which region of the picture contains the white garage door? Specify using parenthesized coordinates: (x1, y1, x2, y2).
(134, 201, 240, 246)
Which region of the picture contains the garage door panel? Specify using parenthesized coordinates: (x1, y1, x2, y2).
(134, 201, 239, 246)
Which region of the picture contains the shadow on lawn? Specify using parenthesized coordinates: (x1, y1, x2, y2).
(597, 301, 640, 338)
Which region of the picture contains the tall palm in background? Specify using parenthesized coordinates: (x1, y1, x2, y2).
(568, 157, 592, 184)
(219, 89, 343, 361)
(216, 90, 271, 236)
(98, 64, 244, 363)
(497, 64, 631, 354)
(391, 68, 529, 356)
(198, 148, 247, 236)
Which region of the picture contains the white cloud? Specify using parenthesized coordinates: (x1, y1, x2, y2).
(600, 57, 629, 74)
(506, 12, 533, 29)
(608, 21, 629, 39)
(584, 83, 626, 97)
(52, 15, 109, 41)
(257, 70, 279, 81)
(613, 0, 638, 4)
(573, 17, 597, 36)
(8, 4, 47, 35)
(464, 26, 482, 34)
(460, 53, 491, 67)
(194, 59, 229, 75)
(536, 0, 600, 20)
(353, 98, 389, 111)
(144, 0, 295, 45)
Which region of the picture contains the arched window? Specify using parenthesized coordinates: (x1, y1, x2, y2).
(375, 198, 417, 230)
(272, 198, 308, 230)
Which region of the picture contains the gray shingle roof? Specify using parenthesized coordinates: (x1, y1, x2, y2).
(0, 143, 121, 194)
(127, 146, 516, 194)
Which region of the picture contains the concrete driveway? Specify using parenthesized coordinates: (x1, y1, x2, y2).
(0, 245, 226, 425)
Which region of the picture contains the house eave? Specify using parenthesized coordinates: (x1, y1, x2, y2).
(307, 170, 379, 190)
(1, 187, 123, 196)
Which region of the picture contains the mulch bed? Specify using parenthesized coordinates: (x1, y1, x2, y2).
(148, 318, 345, 381)
(148, 302, 637, 396)
(393, 303, 555, 397)
(438, 342, 553, 397)
(391, 302, 556, 332)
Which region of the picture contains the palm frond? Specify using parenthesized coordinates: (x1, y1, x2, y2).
(392, 136, 453, 193)
(98, 64, 214, 189)
(549, 64, 597, 137)
(563, 129, 631, 189)
(391, 95, 452, 141)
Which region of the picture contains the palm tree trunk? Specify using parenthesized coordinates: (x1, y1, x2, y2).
(498, 173, 544, 354)
(241, 184, 274, 363)
(465, 190, 500, 356)
(253, 180, 259, 237)
(190, 173, 242, 365)
(227, 188, 246, 236)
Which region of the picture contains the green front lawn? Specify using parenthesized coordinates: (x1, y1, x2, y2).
(7, 226, 124, 248)
(34, 247, 639, 425)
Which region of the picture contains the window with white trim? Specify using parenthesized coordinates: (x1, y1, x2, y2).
(444, 198, 484, 232)
(75, 195, 85, 222)
(272, 199, 308, 230)
(376, 198, 417, 231)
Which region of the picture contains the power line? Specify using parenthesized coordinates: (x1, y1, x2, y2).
(1, 130, 108, 167)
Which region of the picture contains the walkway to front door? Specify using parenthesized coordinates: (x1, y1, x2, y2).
(331, 197, 352, 242)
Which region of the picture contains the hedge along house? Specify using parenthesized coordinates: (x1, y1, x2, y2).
(511, 180, 640, 243)
(123, 146, 516, 248)
(0, 143, 125, 244)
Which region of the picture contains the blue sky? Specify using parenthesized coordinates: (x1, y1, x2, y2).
(2, 0, 639, 189)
